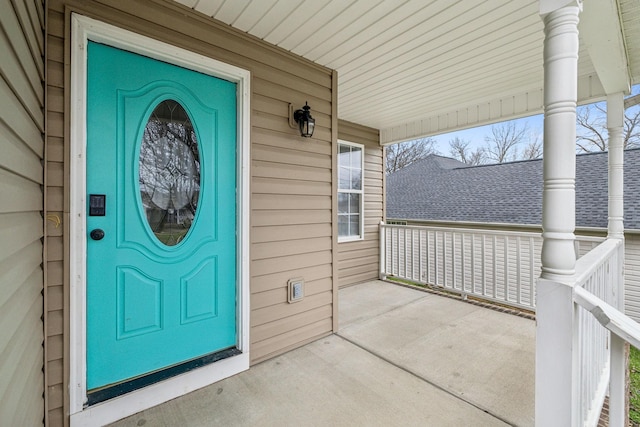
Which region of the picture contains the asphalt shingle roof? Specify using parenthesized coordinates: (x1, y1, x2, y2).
(386, 149, 640, 229)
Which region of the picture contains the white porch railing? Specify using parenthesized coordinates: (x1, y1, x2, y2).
(571, 238, 622, 426)
(379, 222, 603, 311)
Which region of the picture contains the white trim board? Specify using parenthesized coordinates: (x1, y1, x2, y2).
(69, 14, 251, 426)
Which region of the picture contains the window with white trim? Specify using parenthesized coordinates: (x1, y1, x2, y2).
(338, 141, 364, 241)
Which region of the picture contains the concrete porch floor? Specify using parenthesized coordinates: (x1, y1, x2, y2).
(110, 280, 535, 426)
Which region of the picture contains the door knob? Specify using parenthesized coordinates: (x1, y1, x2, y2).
(90, 229, 105, 241)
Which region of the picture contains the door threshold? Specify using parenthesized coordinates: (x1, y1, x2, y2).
(87, 347, 242, 406)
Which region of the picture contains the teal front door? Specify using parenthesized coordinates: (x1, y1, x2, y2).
(86, 42, 238, 396)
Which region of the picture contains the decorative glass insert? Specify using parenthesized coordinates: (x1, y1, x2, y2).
(337, 141, 364, 241)
(139, 100, 201, 246)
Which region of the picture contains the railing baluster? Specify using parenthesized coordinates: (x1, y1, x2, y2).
(380, 223, 605, 313)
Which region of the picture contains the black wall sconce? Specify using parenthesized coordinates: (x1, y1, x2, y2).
(291, 102, 315, 138)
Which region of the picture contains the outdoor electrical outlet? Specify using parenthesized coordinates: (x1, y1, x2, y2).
(288, 278, 304, 303)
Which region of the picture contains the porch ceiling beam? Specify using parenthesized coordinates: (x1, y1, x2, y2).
(379, 72, 606, 145)
(579, 0, 631, 95)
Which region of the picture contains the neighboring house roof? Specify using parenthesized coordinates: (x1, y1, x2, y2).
(386, 149, 640, 229)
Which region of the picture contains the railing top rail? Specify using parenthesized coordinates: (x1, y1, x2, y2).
(573, 238, 622, 286)
(574, 286, 640, 350)
(380, 222, 543, 238)
(380, 222, 606, 243)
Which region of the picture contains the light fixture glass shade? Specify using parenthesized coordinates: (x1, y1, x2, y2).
(294, 102, 315, 138)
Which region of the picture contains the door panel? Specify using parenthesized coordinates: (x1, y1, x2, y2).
(86, 42, 237, 391)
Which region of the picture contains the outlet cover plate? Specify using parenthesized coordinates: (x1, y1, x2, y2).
(288, 278, 304, 303)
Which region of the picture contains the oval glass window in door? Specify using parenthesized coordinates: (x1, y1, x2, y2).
(138, 99, 201, 246)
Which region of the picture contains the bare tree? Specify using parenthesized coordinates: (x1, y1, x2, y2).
(448, 137, 485, 165)
(385, 137, 437, 174)
(484, 122, 528, 163)
(521, 140, 543, 160)
(576, 103, 640, 152)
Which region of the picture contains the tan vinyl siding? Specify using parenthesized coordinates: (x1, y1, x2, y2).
(46, 1, 336, 423)
(337, 120, 383, 287)
(625, 233, 640, 321)
(0, 0, 45, 426)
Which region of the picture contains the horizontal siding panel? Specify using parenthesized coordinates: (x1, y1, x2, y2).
(0, 121, 43, 183)
(338, 239, 379, 253)
(251, 264, 332, 294)
(253, 160, 331, 183)
(339, 270, 379, 287)
(252, 305, 332, 343)
(12, 0, 45, 69)
(252, 126, 331, 156)
(339, 262, 380, 278)
(47, 309, 63, 337)
(47, 84, 63, 113)
(46, 161, 64, 186)
(0, 169, 43, 213)
(46, 59, 63, 88)
(47, 260, 63, 286)
(338, 246, 379, 261)
(252, 176, 332, 196)
(251, 277, 332, 310)
(252, 291, 332, 326)
(46, 137, 63, 162)
(252, 251, 333, 277)
(0, 267, 42, 352)
(0, 0, 44, 96)
(46, 334, 62, 362)
(252, 223, 331, 244)
(0, 76, 42, 156)
(251, 210, 330, 227)
(47, 359, 63, 385)
(0, 31, 43, 130)
(253, 144, 331, 169)
(0, 241, 42, 308)
(339, 254, 379, 271)
(252, 194, 330, 211)
(46, 186, 63, 211)
(0, 212, 42, 260)
(46, 236, 63, 262)
(253, 77, 332, 113)
(47, 285, 63, 311)
(0, 303, 43, 427)
(250, 318, 332, 364)
(252, 237, 332, 260)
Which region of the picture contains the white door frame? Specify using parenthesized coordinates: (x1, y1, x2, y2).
(69, 14, 251, 426)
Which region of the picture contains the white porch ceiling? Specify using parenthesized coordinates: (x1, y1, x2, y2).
(174, 0, 640, 144)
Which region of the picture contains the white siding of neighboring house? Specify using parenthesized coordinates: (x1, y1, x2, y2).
(0, 0, 45, 425)
(390, 222, 640, 318)
(625, 232, 640, 321)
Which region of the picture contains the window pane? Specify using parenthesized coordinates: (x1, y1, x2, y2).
(338, 193, 349, 214)
(351, 168, 362, 190)
(338, 166, 350, 190)
(349, 214, 360, 237)
(349, 194, 360, 213)
(139, 99, 200, 247)
(350, 146, 362, 168)
(338, 215, 349, 237)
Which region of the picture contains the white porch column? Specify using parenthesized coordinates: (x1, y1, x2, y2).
(535, 2, 581, 426)
(608, 93, 625, 240)
(607, 92, 627, 427)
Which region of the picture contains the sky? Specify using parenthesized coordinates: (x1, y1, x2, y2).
(430, 114, 544, 155)
(425, 84, 640, 157)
